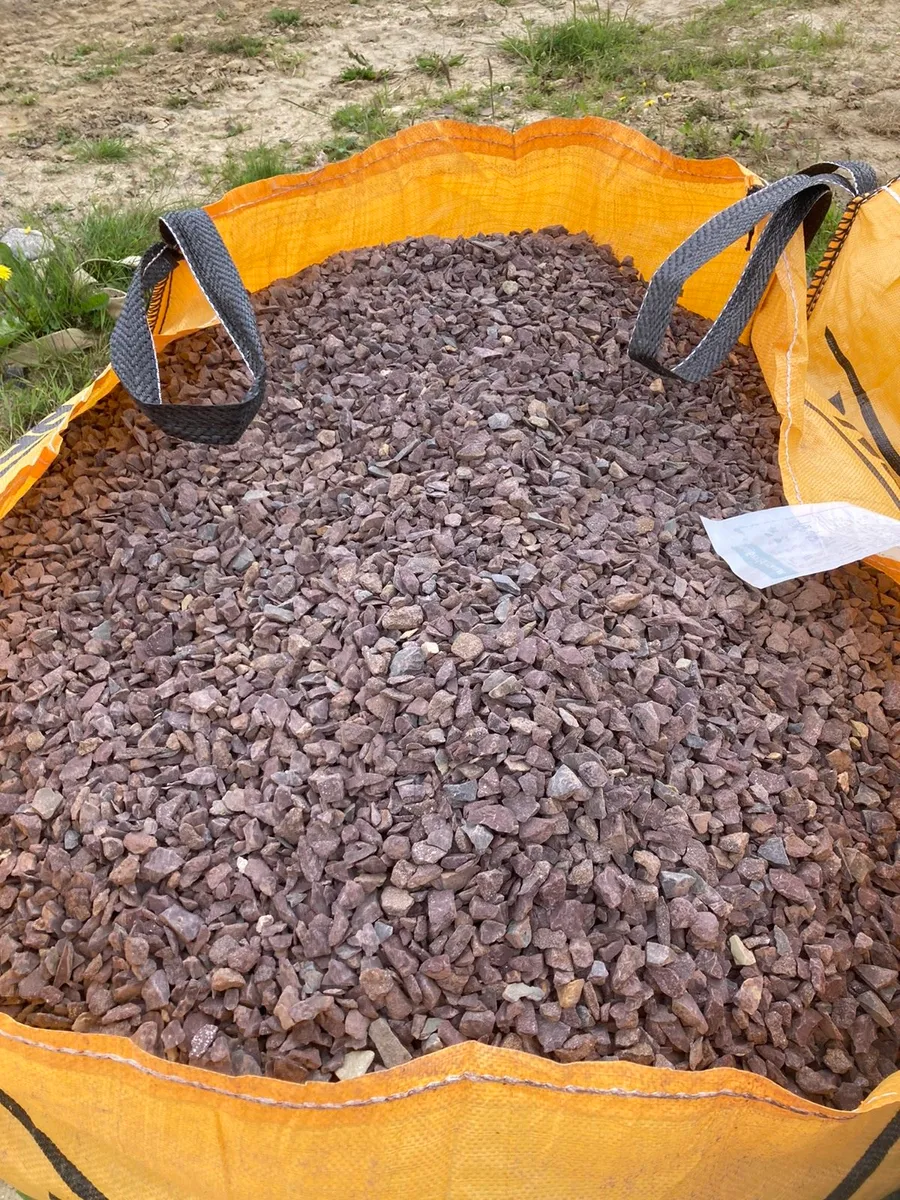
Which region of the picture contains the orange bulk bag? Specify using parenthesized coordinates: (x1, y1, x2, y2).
(0, 119, 897, 1200)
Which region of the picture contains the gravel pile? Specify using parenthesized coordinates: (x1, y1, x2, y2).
(0, 228, 897, 1107)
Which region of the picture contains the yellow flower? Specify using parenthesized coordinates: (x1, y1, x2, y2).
(0, 264, 11, 283)
(643, 97, 657, 107)
(21, 226, 32, 235)
(663, 92, 672, 99)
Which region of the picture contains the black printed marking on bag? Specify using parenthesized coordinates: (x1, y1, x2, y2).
(825, 327, 900, 479)
(0, 1088, 109, 1200)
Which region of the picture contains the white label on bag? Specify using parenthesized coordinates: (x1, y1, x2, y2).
(701, 502, 900, 588)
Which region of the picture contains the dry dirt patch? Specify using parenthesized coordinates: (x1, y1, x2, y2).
(5, 0, 898, 226)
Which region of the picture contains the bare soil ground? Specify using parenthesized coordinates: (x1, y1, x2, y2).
(0, 0, 898, 228)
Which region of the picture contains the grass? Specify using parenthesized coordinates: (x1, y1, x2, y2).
(301, 133, 364, 164)
(677, 119, 726, 159)
(0, 200, 179, 450)
(269, 6, 304, 26)
(677, 117, 770, 161)
(297, 92, 405, 163)
(415, 51, 466, 81)
(339, 63, 391, 82)
(785, 20, 847, 52)
(70, 42, 101, 59)
(0, 246, 108, 365)
(656, 40, 778, 83)
(503, 2, 850, 103)
(168, 33, 188, 51)
(498, 0, 851, 175)
(0, 346, 109, 448)
(72, 137, 134, 164)
(78, 62, 123, 82)
(434, 85, 487, 120)
(339, 50, 392, 83)
(503, 12, 645, 81)
(269, 43, 308, 71)
(217, 142, 295, 190)
(207, 34, 265, 57)
(74, 42, 157, 82)
(68, 202, 160, 288)
(1, 203, 162, 342)
(331, 90, 403, 141)
(504, 10, 776, 85)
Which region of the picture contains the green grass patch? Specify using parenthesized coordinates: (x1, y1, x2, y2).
(677, 118, 725, 159)
(207, 34, 265, 57)
(78, 62, 121, 82)
(0, 207, 156, 351)
(502, 12, 645, 81)
(415, 50, 466, 80)
(339, 63, 391, 82)
(503, 10, 774, 86)
(300, 132, 364, 164)
(0, 244, 108, 353)
(0, 200, 176, 449)
(269, 6, 304, 26)
(0, 345, 109, 451)
(72, 137, 134, 163)
(68, 202, 160, 288)
(339, 50, 391, 82)
(218, 142, 295, 190)
(785, 20, 847, 52)
(656, 40, 777, 82)
(169, 33, 188, 51)
(503, 2, 851, 107)
(675, 117, 770, 161)
(75, 42, 157, 82)
(331, 90, 402, 141)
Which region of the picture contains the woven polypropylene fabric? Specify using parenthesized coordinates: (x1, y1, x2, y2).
(0, 1019, 897, 1200)
(825, 1111, 900, 1200)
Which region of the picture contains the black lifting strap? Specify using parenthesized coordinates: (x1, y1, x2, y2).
(628, 159, 877, 384)
(110, 208, 266, 445)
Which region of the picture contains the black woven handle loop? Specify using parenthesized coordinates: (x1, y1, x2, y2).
(628, 159, 877, 383)
(109, 209, 266, 445)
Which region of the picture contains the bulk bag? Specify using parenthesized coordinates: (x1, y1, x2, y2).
(0, 119, 897, 1199)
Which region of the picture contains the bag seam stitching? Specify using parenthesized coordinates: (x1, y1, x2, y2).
(0, 1028, 865, 1119)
